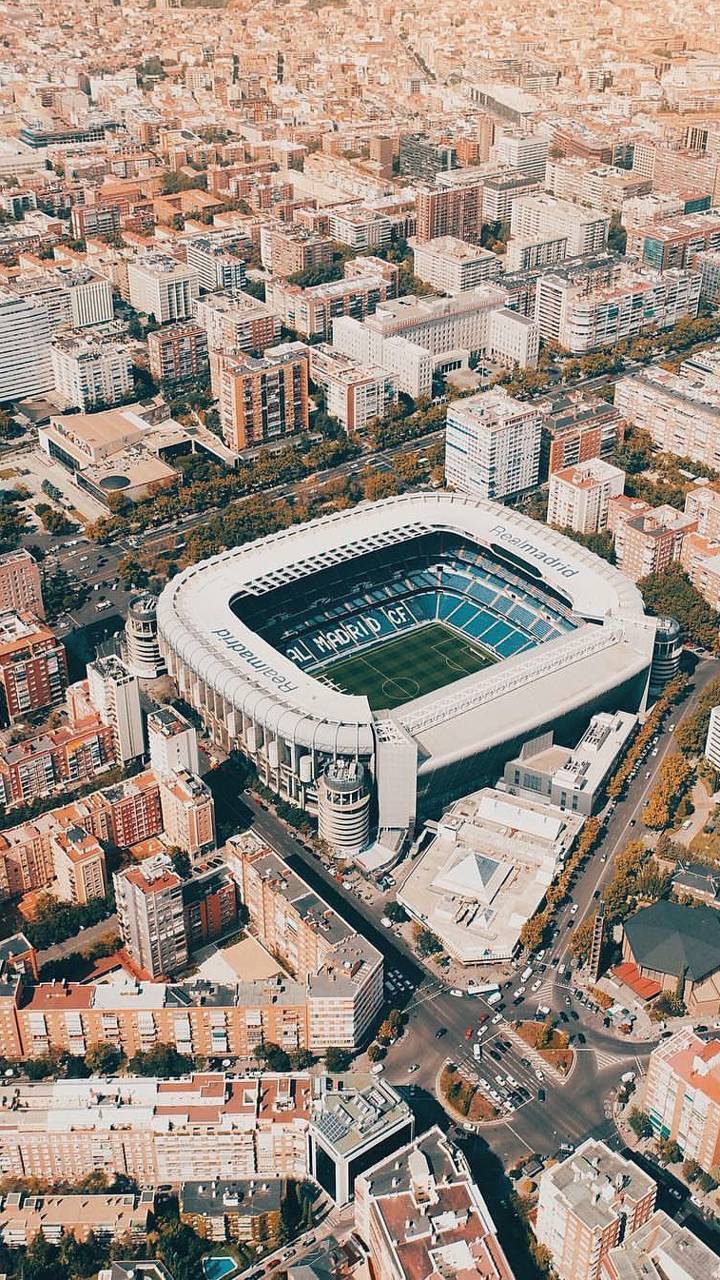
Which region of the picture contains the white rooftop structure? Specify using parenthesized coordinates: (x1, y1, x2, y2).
(397, 787, 584, 964)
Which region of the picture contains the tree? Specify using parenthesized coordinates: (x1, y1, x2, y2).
(367, 1042, 387, 1062)
(384, 900, 408, 923)
(85, 1042, 123, 1075)
(608, 212, 627, 254)
(169, 849, 192, 880)
(683, 1157, 701, 1182)
(639, 561, 720, 653)
(676, 676, 720, 755)
(628, 1107, 652, 1139)
(128, 1045, 193, 1077)
(288, 1048, 315, 1070)
(413, 925, 443, 957)
(325, 1047, 352, 1072)
(641, 753, 693, 829)
(569, 914, 597, 965)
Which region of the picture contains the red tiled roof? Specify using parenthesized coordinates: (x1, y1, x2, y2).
(611, 960, 662, 1001)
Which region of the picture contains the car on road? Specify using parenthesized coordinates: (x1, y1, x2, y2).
(537, 1087, 546, 1101)
(570, 903, 578, 915)
(408, 1063, 420, 1073)
(535, 1069, 544, 1080)
(450, 989, 464, 997)
(380, 917, 392, 927)
(464, 1026, 474, 1040)
(435, 1027, 447, 1038)
(531, 979, 542, 992)
(491, 1013, 502, 1024)
(370, 1063, 384, 1075)
(512, 986, 526, 1000)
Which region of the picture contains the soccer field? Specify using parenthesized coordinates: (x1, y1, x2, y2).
(318, 622, 497, 710)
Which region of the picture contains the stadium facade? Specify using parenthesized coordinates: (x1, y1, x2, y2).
(157, 493, 656, 856)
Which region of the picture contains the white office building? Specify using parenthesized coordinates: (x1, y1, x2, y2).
(12, 267, 114, 333)
(331, 315, 433, 400)
(705, 706, 720, 771)
(445, 388, 541, 500)
(148, 704, 200, 779)
(127, 255, 200, 324)
(309, 344, 396, 434)
(492, 130, 549, 182)
(86, 656, 144, 766)
(411, 237, 504, 295)
(50, 335, 133, 411)
(547, 458, 626, 534)
(185, 238, 246, 294)
(510, 193, 610, 257)
(0, 291, 53, 402)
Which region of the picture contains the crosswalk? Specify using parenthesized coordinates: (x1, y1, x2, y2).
(594, 1048, 625, 1070)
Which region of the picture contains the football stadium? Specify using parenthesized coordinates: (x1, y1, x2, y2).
(157, 492, 657, 860)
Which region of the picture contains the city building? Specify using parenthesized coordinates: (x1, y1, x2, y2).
(52, 824, 108, 905)
(363, 288, 539, 369)
(86, 655, 144, 766)
(535, 1141, 656, 1280)
(259, 225, 334, 278)
(354, 1126, 514, 1280)
(644, 1028, 720, 1172)
(0, 1190, 154, 1247)
(331, 316, 433, 401)
(685, 482, 720, 541)
(147, 322, 209, 387)
(614, 365, 720, 469)
(0, 290, 53, 402)
(445, 388, 541, 500)
(705, 705, 720, 771)
(0, 611, 68, 727)
(148, 704, 200, 778)
(539, 395, 625, 480)
(547, 458, 625, 534)
(12, 266, 114, 333)
(480, 170, 543, 224)
(399, 135, 457, 181)
(185, 237, 246, 294)
(124, 593, 165, 679)
(535, 265, 701, 353)
(158, 769, 216, 858)
(680, 532, 720, 609)
(493, 129, 548, 181)
(696, 249, 720, 305)
(0, 1071, 409, 1203)
(217, 343, 310, 451)
(510, 193, 610, 257)
(501, 711, 637, 816)
(0, 713, 116, 809)
(411, 237, 503, 294)
(195, 291, 281, 366)
(0, 550, 44, 619)
(613, 504, 696, 581)
(308, 1072, 414, 1205)
(114, 852, 189, 978)
(505, 233, 568, 273)
(50, 335, 133, 412)
(414, 177, 484, 245)
(179, 1179, 283, 1245)
(265, 275, 392, 342)
(308, 345, 396, 434)
(227, 831, 383, 1049)
(317, 760, 371, 856)
(398, 788, 584, 964)
(181, 856, 237, 952)
(604, 1208, 720, 1280)
(627, 209, 720, 271)
(621, 901, 720, 1015)
(127, 255, 200, 324)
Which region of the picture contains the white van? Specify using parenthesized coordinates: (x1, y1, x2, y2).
(473, 1043, 482, 1058)
(487, 990, 502, 1006)
(521, 965, 533, 982)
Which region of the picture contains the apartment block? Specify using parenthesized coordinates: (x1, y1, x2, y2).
(0, 1190, 154, 1247)
(179, 1180, 282, 1245)
(343, 255, 400, 297)
(114, 853, 188, 978)
(364, 287, 539, 369)
(265, 274, 391, 341)
(685, 484, 720, 542)
(697, 250, 720, 305)
(195, 291, 281, 370)
(414, 178, 484, 245)
(0, 715, 115, 809)
(181, 857, 237, 953)
(547, 459, 625, 534)
(308, 344, 396, 433)
(511, 194, 610, 257)
(50, 334, 133, 412)
(227, 831, 383, 1050)
(411, 237, 503, 294)
(0, 550, 44, 619)
(158, 769, 216, 858)
(614, 504, 697, 581)
(127, 255, 200, 324)
(0, 291, 53, 402)
(52, 824, 108, 905)
(259, 225, 334, 277)
(445, 388, 541, 500)
(148, 704, 200, 778)
(147, 322, 209, 386)
(327, 206, 392, 252)
(644, 1029, 720, 1173)
(217, 343, 309, 451)
(680, 532, 720, 609)
(354, 1127, 514, 1280)
(535, 266, 701, 354)
(539, 395, 625, 480)
(86, 655, 144, 766)
(545, 157, 652, 215)
(399, 134, 457, 181)
(628, 209, 720, 271)
(615, 365, 720, 469)
(505, 233, 568, 273)
(492, 130, 548, 182)
(604, 1209, 720, 1280)
(185, 237, 246, 294)
(0, 610, 67, 727)
(13, 266, 114, 332)
(535, 1140, 656, 1280)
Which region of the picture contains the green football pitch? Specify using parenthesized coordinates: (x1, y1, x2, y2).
(317, 621, 497, 710)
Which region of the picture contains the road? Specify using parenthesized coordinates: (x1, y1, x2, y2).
(36, 915, 119, 965)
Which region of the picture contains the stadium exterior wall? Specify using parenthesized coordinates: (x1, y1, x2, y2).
(157, 493, 656, 847)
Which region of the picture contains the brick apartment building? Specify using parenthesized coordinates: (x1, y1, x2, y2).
(0, 550, 44, 619)
(0, 611, 68, 727)
(147, 321, 209, 386)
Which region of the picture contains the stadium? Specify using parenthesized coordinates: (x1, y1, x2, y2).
(157, 492, 657, 860)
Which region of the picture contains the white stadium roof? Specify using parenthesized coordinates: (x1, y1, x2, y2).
(157, 491, 656, 762)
